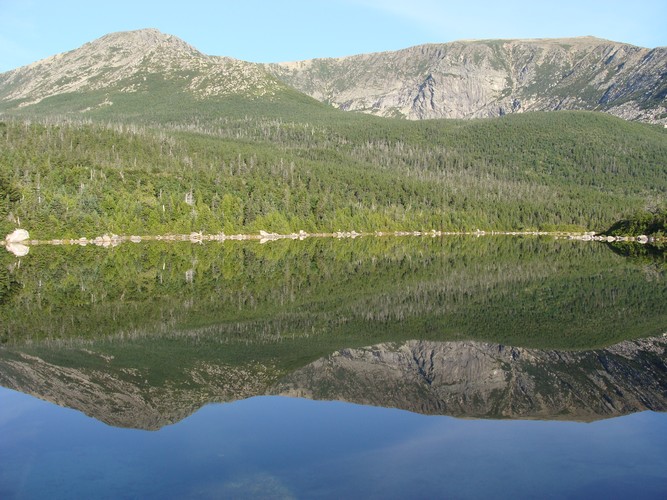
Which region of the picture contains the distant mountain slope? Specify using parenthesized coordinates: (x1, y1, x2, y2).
(0, 30, 665, 124)
(267, 37, 667, 123)
(0, 29, 318, 120)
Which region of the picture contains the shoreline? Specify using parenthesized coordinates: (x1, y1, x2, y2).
(2, 229, 665, 256)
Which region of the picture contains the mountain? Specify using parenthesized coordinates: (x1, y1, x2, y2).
(0, 28, 324, 121)
(267, 37, 667, 123)
(0, 28, 282, 103)
(0, 30, 665, 124)
(0, 346, 276, 430)
(1, 336, 665, 429)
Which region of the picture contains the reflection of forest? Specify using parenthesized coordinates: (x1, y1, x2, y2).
(1, 236, 665, 349)
(0, 236, 665, 428)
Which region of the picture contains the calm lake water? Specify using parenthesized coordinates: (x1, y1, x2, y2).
(0, 236, 666, 498)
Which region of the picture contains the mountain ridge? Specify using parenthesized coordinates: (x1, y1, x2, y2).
(271, 336, 667, 421)
(266, 36, 667, 123)
(274, 35, 635, 65)
(0, 29, 665, 124)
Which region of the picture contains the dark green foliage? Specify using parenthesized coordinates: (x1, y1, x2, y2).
(604, 207, 667, 237)
(606, 241, 666, 264)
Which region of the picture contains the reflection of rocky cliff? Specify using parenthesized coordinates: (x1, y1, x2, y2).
(0, 336, 665, 429)
(271, 337, 667, 421)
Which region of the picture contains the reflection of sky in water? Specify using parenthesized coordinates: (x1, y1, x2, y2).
(1, 388, 666, 499)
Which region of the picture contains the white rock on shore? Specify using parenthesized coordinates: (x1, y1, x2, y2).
(5, 229, 30, 243)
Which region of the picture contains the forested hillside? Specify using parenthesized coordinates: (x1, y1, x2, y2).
(1, 110, 666, 239)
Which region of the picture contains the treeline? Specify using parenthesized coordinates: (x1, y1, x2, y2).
(0, 109, 666, 239)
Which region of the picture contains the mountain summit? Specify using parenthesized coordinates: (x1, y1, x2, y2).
(0, 28, 284, 111)
(0, 29, 665, 123)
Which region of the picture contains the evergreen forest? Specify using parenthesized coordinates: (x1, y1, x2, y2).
(1, 101, 666, 239)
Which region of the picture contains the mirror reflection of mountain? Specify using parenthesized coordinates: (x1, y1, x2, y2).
(0, 236, 665, 428)
(0, 335, 665, 429)
(271, 337, 667, 421)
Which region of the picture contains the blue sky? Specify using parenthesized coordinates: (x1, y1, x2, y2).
(1, 0, 666, 72)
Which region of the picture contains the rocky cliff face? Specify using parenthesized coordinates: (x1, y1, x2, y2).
(267, 37, 667, 123)
(0, 336, 665, 429)
(271, 336, 667, 421)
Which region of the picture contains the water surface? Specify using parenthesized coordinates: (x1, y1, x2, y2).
(0, 236, 665, 498)
(1, 389, 666, 499)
